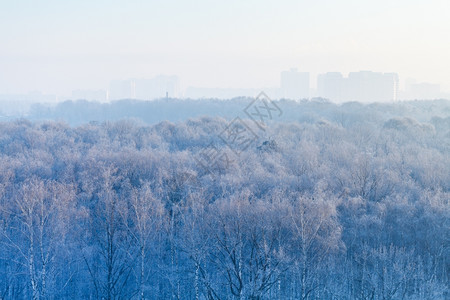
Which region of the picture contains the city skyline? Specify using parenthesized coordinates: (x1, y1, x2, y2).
(1, 69, 446, 103)
(105, 70, 448, 102)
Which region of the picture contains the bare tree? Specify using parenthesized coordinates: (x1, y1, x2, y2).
(288, 190, 342, 299)
(120, 182, 166, 300)
(1, 178, 74, 299)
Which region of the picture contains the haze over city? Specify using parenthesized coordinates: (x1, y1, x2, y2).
(1, 0, 449, 99)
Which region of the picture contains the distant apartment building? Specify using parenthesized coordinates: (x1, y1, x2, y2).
(317, 71, 399, 102)
(108, 75, 180, 100)
(281, 68, 310, 100)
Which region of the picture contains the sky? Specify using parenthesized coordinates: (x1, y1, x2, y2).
(0, 0, 449, 96)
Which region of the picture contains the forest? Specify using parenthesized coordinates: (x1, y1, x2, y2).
(0, 98, 449, 299)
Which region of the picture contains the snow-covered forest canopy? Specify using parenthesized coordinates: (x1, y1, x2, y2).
(0, 98, 449, 299)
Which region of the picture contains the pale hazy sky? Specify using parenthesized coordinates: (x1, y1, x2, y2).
(0, 0, 449, 96)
